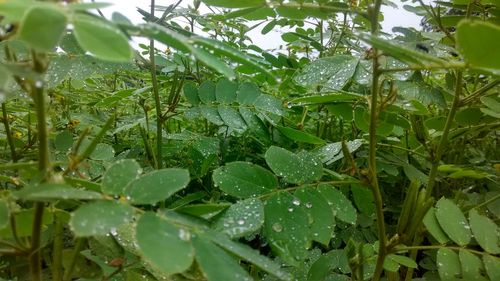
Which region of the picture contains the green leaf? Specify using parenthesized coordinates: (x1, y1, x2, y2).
(237, 82, 262, 105)
(89, 143, 115, 160)
(288, 92, 362, 107)
(358, 33, 457, 68)
(294, 188, 334, 245)
(423, 207, 450, 244)
(212, 161, 278, 198)
(0, 199, 9, 229)
(96, 87, 151, 108)
(102, 159, 142, 196)
(211, 233, 293, 281)
(199, 81, 217, 103)
(437, 248, 461, 281)
(0, 0, 35, 22)
(351, 184, 375, 216)
(483, 254, 500, 281)
(193, 235, 253, 281)
(215, 78, 238, 104)
(394, 81, 446, 108)
(200, 105, 225, 125)
(17, 5, 67, 52)
(435, 198, 472, 246)
(315, 139, 363, 165)
(459, 249, 488, 281)
(70, 201, 134, 236)
(265, 146, 322, 184)
(293, 55, 359, 90)
(308, 250, 350, 280)
(254, 95, 284, 116)
(191, 47, 236, 79)
(177, 203, 229, 220)
(457, 20, 500, 74)
(200, 0, 265, 8)
(73, 14, 132, 62)
(183, 82, 200, 105)
(192, 37, 276, 84)
(124, 168, 190, 205)
(218, 106, 247, 130)
(213, 198, 264, 238)
(388, 254, 417, 268)
(317, 184, 357, 225)
(54, 131, 73, 152)
(263, 193, 311, 265)
(276, 126, 325, 144)
(136, 212, 194, 275)
(13, 183, 102, 201)
(469, 209, 500, 254)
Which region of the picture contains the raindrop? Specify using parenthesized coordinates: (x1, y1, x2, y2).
(272, 222, 283, 232)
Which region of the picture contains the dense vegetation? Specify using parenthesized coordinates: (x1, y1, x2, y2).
(0, 0, 499, 280)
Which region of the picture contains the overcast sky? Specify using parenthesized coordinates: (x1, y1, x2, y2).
(95, 0, 424, 50)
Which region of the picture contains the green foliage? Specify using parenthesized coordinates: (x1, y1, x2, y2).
(0, 0, 499, 280)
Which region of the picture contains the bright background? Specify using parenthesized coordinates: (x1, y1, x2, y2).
(93, 0, 425, 50)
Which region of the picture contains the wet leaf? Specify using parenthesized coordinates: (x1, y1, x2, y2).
(294, 188, 334, 245)
(263, 193, 310, 265)
(136, 212, 194, 275)
(218, 106, 247, 130)
(265, 146, 322, 184)
(89, 143, 115, 160)
(211, 233, 293, 281)
(237, 82, 261, 105)
(102, 159, 142, 196)
(317, 184, 357, 225)
(193, 235, 253, 281)
(213, 198, 264, 238)
(435, 198, 471, 246)
(469, 209, 500, 254)
(13, 183, 102, 201)
(437, 248, 461, 281)
(124, 168, 190, 205)
(70, 201, 134, 237)
(293, 55, 359, 90)
(459, 249, 487, 281)
(215, 78, 238, 104)
(213, 161, 278, 198)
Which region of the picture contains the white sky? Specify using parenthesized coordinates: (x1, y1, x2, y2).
(95, 0, 424, 50)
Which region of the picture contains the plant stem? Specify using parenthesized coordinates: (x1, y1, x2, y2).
(1, 103, 17, 162)
(29, 51, 51, 281)
(366, 0, 387, 280)
(52, 215, 64, 281)
(426, 71, 462, 198)
(63, 238, 84, 281)
(404, 71, 463, 281)
(149, 0, 163, 169)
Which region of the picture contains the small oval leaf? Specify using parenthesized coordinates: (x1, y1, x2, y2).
(70, 201, 134, 237)
(124, 168, 190, 205)
(136, 212, 194, 275)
